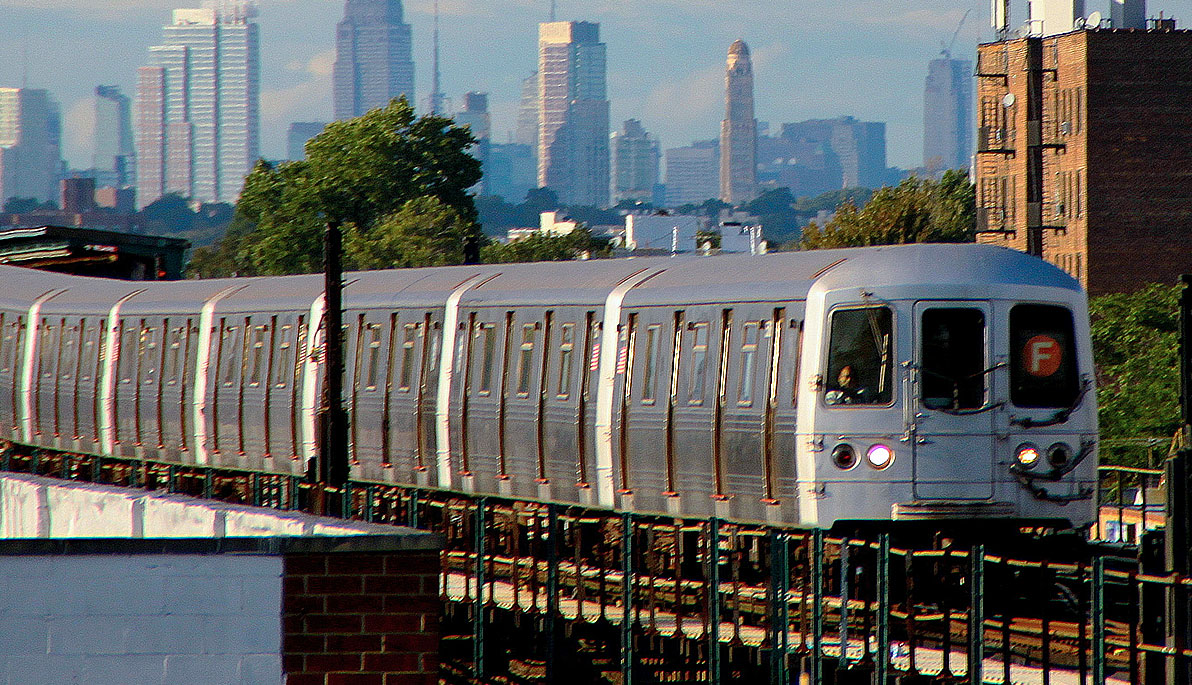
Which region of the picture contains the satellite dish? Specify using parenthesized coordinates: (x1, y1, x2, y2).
(1087, 11, 1102, 28)
(1003, 93, 1016, 108)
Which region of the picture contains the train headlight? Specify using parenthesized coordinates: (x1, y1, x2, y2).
(1016, 443, 1041, 469)
(1047, 443, 1073, 468)
(831, 444, 858, 470)
(866, 444, 894, 470)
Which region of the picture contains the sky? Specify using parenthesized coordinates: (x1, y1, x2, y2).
(1, 0, 1191, 174)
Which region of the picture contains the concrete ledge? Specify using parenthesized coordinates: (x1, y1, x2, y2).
(0, 473, 441, 551)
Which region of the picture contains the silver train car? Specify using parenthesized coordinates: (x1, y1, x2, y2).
(0, 244, 1098, 529)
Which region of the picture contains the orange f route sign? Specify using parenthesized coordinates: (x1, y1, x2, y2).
(1024, 335, 1063, 377)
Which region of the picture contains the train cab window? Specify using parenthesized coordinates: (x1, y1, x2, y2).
(557, 323, 575, 399)
(399, 323, 419, 391)
(738, 322, 761, 406)
(921, 309, 986, 410)
(516, 323, 537, 397)
(476, 323, 496, 395)
(1010, 304, 1079, 408)
(825, 307, 893, 406)
(687, 322, 710, 405)
(641, 324, 661, 404)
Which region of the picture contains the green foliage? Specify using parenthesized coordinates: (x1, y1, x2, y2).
(225, 98, 483, 276)
(1090, 283, 1180, 466)
(480, 227, 612, 264)
(345, 196, 476, 269)
(674, 198, 732, 219)
(3, 197, 57, 212)
(138, 194, 234, 246)
(792, 187, 872, 215)
(799, 170, 975, 249)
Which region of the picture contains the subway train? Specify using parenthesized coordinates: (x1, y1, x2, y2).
(0, 243, 1098, 530)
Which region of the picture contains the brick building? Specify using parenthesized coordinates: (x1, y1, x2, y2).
(975, 27, 1192, 294)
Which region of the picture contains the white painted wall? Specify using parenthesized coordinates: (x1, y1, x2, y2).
(0, 553, 283, 685)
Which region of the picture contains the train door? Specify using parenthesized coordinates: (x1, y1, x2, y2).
(266, 315, 303, 464)
(667, 306, 723, 519)
(349, 311, 388, 475)
(539, 309, 595, 504)
(160, 318, 193, 461)
(504, 308, 550, 499)
(112, 318, 141, 455)
(135, 319, 164, 452)
(33, 317, 61, 442)
(385, 311, 435, 483)
(0, 314, 20, 439)
(458, 308, 504, 493)
(613, 309, 671, 513)
(911, 301, 995, 500)
(772, 308, 805, 514)
(58, 319, 82, 449)
(240, 317, 272, 467)
(211, 317, 246, 465)
(75, 319, 102, 450)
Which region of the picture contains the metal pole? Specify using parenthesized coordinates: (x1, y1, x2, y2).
(621, 512, 634, 685)
(545, 505, 560, 684)
(769, 529, 790, 685)
(837, 539, 850, 673)
(969, 544, 985, 685)
(877, 534, 891, 684)
(709, 517, 722, 685)
(811, 530, 824, 683)
(320, 219, 350, 506)
(473, 497, 487, 680)
(1093, 556, 1107, 685)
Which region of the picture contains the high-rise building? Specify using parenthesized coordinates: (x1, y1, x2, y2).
(664, 141, 719, 207)
(0, 88, 63, 205)
(93, 86, 135, 189)
(287, 122, 327, 161)
(135, 5, 260, 207)
(515, 72, 539, 149)
(333, 0, 415, 120)
(486, 143, 536, 202)
(455, 93, 491, 194)
(975, 26, 1192, 294)
(720, 40, 758, 204)
(538, 21, 610, 207)
(923, 57, 973, 173)
(779, 117, 890, 190)
(611, 119, 660, 204)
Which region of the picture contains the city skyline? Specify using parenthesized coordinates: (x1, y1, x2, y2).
(2, 0, 1192, 175)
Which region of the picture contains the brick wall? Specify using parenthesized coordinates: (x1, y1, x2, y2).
(282, 550, 441, 685)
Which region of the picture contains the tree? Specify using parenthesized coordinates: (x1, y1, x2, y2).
(3, 197, 57, 212)
(799, 170, 975, 249)
(228, 98, 484, 275)
(345, 196, 477, 269)
(481, 227, 612, 264)
(1090, 283, 1180, 466)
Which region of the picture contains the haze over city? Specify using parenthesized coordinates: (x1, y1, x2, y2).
(3, 0, 1188, 171)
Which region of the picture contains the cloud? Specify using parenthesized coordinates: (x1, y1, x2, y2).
(260, 49, 334, 146)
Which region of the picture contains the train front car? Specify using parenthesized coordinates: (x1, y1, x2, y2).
(796, 244, 1097, 533)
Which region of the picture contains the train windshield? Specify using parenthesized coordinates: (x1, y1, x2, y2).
(920, 308, 986, 410)
(825, 307, 892, 406)
(1010, 304, 1080, 408)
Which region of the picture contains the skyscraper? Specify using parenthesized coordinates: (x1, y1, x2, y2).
(611, 119, 660, 204)
(0, 88, 63, 205)
(538, 21, 610, 207)
(923, 56, 973, 172)
(135, 4, 260, 207)
(287, 122, 327, 161)
(664, 141, 719, 207)
(333, 0, 415, 120)
(93, 86, 135, 189)
(720, 40, 757, 204)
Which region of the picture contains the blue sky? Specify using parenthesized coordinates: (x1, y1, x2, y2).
(2, 0, 1190, 175)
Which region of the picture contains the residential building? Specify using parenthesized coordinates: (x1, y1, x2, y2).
(664, 142, 719, 207)
(93, 86, 135, 189)
(720, 40, 758, 204)
(625, 213, 700, 251)
(923, 57, 973, 173)
(0, 88, 63, 205)
(611, 119, 660, 204)
(333, 0, 415, 120)
(135, 5, 260, 207)
(537, 21, 610, 207)
(287, 122, 327, 161)
(975, 25, 1192, 294)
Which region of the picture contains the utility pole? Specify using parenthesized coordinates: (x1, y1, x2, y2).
(319, 219, 350, 514)
(1166, 273, 1192, 681)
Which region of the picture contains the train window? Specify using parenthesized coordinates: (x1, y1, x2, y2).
(220, 324, 240, 388)
(791, 321, 804, 407)
(1010, 304, 1079, 408)
(79, 324, 96, 383)
(118, 324, 139, 384)
(274, 325, 293, 389)
(399, 323, 419, 391)
(825, 307, 893, 406)
(141, 326, 159, 386)
(687, 322, 710, 405)
(738, 322, 760, 406)
(557, 322, 575, 399)
(364, 324, 382, 390)
(641, 324, 661, 404)
(61, 323, 77, 382)
(516, 323, 537, 397)
(247, 325, 267, 387)
(476, 323, 496, 395)
(921, 309, 986, 410)
(167, 326, 184, 385)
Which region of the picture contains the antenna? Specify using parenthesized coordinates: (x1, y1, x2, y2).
(550, 0, 557, 21)
(430, 0, 445, 114)
(942, 9, 971, 57)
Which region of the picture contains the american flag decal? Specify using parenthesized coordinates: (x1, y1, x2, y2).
(590, 342, 601, 371)
(616, 345, 628, 375)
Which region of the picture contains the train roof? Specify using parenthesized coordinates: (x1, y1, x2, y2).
(0, 243, 1080, 316)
